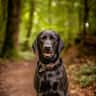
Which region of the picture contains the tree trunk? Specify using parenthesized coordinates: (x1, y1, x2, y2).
(78, 0, 83, 33)
(23, 0, 35, 50)
(0, 0, 7, 29)
(0, 0, 7, 53)
(1, 0, 21, 58)
(48, 0, 52, 26)
(83, 0, 89, 37)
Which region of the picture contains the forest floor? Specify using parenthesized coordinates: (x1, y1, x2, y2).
(0, 46, 96, 96)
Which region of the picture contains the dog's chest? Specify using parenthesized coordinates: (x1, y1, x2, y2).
(38, 64, 64, 81)
(36, 63, 65, 93)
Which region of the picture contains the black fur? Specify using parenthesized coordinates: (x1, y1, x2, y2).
(32, 30, 68, 96)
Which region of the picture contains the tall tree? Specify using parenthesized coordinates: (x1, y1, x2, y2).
(1, 0, 21, 58)
(83, 0, 89, 36)
(48, 0, 52, 27)
(78, 0, 83, 32)
(0, 0, 7, 52)
(24, 0, 35, 50)
(89, 0, 96, 35)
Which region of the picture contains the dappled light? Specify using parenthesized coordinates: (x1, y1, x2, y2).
(0, 0, 96, 96)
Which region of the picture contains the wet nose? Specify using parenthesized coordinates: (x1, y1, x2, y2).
(44, 46, 51, 51)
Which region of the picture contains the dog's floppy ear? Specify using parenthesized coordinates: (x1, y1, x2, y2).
(32, 39, 38, 54)
(32, 32, 43, 54)
(58, 38, 64, 53)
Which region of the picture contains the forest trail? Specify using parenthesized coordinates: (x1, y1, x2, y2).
(0, 47, 95, 96)
(0, 60, 36, 96)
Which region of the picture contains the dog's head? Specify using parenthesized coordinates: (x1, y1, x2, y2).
(32, 30, 64, 64)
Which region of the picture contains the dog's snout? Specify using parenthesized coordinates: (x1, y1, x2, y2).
(44, 46, 51, 51)
(43, 39, 52, 50)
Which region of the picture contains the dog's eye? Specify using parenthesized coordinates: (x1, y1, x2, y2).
(41, 36, 47, 40)
(50, 36, 54, 40)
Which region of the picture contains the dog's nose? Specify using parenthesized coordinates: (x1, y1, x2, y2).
(45, 46, 51, 51)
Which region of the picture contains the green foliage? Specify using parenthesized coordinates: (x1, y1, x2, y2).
(79, 64, 96, 75)
(79, 75, 93, 87)
(19, 0, 82, 48)
(74, 64, 96, 88)
(1, 0, 96, 57)
(89, 0, 96, 35)
(0, 48, 19, 59)
(19, 51, 35, 60)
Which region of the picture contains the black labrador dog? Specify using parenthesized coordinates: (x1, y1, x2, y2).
(32, 30, 68, 96)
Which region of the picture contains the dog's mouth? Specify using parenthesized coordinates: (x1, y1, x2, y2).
(43, 52, 54, 58)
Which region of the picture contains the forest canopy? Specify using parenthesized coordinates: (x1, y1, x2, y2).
(0, 0, 96, 57)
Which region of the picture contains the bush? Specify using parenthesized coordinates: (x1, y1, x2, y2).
(79, 64, 92, 75)
(79, 75, 94, 87)
(74, 64, 96, 88)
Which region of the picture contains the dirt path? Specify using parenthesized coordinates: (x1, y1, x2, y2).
(0, 60, 36, 96)
(0, 46, 95, 96)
